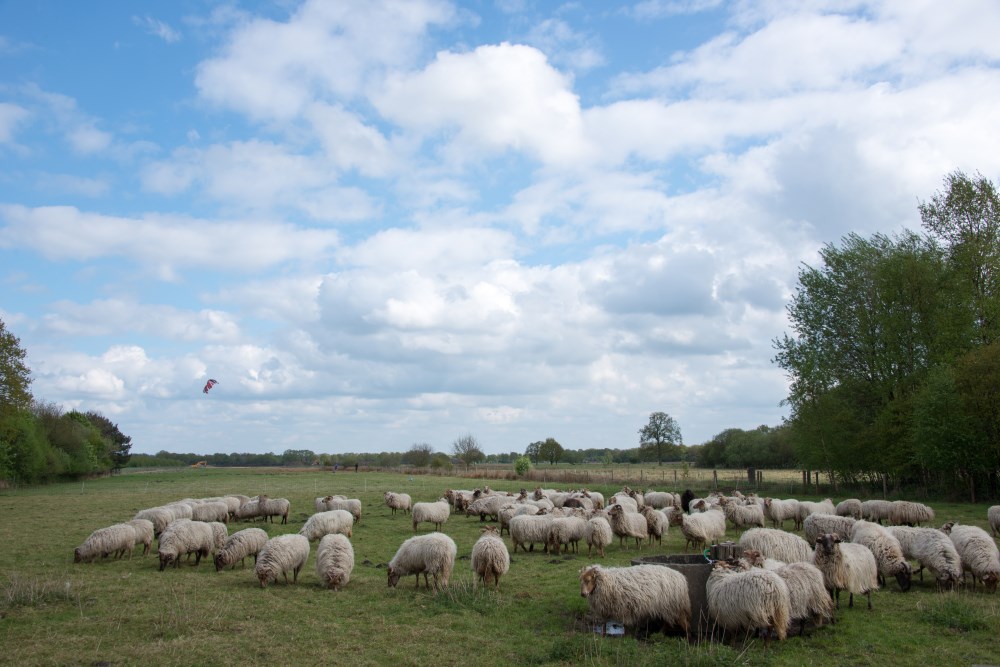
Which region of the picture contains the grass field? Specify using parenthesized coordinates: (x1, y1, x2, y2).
(1, 468, 998, 666)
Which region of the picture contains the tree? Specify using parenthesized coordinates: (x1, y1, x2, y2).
(404, 442, 434, 467)
(0, 318, 33, 417)
(525, 440, 542, 464)
(514, 456, 531, 476)
(84, 411, 132, 470)
(452, 433, 484, 469)
(537, 437, 564, 464)
(638, 412, 682, 465)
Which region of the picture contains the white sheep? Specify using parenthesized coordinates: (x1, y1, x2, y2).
(158, 520, 216, 571)
(255, 534, 310, 588)
(74, 524, 136, 563)
(133, 507, 175, 536)
(718, 496, 765, 530)
(706, 560, 791, 644)
(990, 506, 1000, 537)
(850, 520, 912, 591)
(795, 499, 836, 531)
(642, 491, 675, 509)
(189, 500, 230, 524)
(384, 491, 412, 516)
(299, 510, 354, 542)
(471, 526, 510, 590)
(579, 564, 691, 638)
(940, 522, 1000, 592)
(126, 519, 154, 557)
(639, 505, 669, 545)
(235, 499, 262, 522)
(888, 501, 934, 526)
(836, 499, 862, 520)
(387, 532, 457, 593)
(411, 498, 450, 532)
(763, 498, 799, 530)
(738, 528, 812, 564)
(586, 516, 614, 558)
(803, 514, 857, 544)
(316, 533, 354, 590)
(547, 516, 589, 555)
(499, 503, 538, 536)
(670, 508, 726, 552)
(885, 526, 962, 591)
(509, 513, 554, 553)
(319, 496, 362, 523)
(607, 504, 648, 550)
(465, 494, 507, 522)
(812, 532, 879, 609)
(607, 494, 639, 513)
(214, 527, 269, 571)
(860, 499, 893, 525)
(741, 550, 834, 635)
(256, 495, 290, 524)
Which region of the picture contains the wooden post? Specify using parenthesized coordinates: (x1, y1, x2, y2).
(712, 470, 718, 490)
(673, 470, 677, 483)
(802, 470, 808, 493)
(814, 471, 819, 490)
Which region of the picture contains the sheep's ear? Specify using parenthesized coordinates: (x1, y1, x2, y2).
(832, 533, 842, 543)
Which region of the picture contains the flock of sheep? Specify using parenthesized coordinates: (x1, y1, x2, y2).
(72, 484, 1000, 643)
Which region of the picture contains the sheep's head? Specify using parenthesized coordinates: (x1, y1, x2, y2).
(608, 505, 624, 518)
(982, 572, 999, 593)
(939, 521, 955, 534)
(257, 570, 273, 589)
(579, 566, 600, 597)
(481, 525, 499, 536)
(158, 550, 176, 571)
(328, 573, 347, 590)
(718, 496, 730, 506)
(936, 573, 960, 592)
(387, 566, 401, 588)
(815, 533, 841, 555)
(894, 563, 913, 592)
(73, 548, 83, 564)
(741, 549, 764, 567)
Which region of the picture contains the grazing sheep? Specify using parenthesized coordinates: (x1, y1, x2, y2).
(836, 499, 862, 520)
(471, 526, 510, 590)
(256, 495, 290, 524)
(412, 498, 450, 532)
(126, 519, 154, 557)
(133, 507, 175, 537)
(719, 496, 765, 530)
(850, 520, 912, 592)
(586, 516, 614, 557)
(164, 502, 193, 521)
(316, 534, 354, 590)
(510, 513, 554, 553)
(990, 506, 1000, 537)
(706, 560, 791, 644)
(670, 509, 726, 552)
(643, 491, 675, 509)
(209, 521, 228, 552)
(795, 499, 836, 531)
(384, 491, 412, 516)
(741, 550, 834, 635)
(888, 500, 934, 527)
(387, 532, 457, 593)
(803, 514, 857, 545)
(465, 494, 507, 522)
(255, 534, 310, 588)
(886, 526, 962, 591)
(74, 524, 137, 563)
(499, 503, 538, 536)
(235, 499, 262, 522)
(214, 527, 269, 571)
(319, 497, 362, 523)
(579, 564, 691, 638)
(763, 498, 800, 530)
(738, 528, 812, 564)
(860, 499, 893, 525)
(299, 510, 354, 542)
(608, 504, 649, 550)
(940, 522, 1000, 592)
(812, 533, 879, 609)
(158, 520, 216, 571)
(639, 505, 669, 545)
(190, 500, 230, 524)
(547, 516, 589, 555)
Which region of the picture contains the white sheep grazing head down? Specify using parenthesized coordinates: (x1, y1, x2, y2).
(387, 566, 402, 588)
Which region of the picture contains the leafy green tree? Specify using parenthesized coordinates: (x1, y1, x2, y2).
(404, 442, 434, 467)
(537, 437, 564, 464)
(452, 434, 484, 469)
(525, 440, 542, 464)
(84, 411, 132, 470)
(638, 412, 682, 465)
(514, 456, 532, 476)
(430, 452, 453, 471)
(0, 319, 33, 417)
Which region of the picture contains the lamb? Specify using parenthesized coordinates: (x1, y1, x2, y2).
(940, 522, 1000, 592)
(214, 527, 269, 571)
(256, 495, 290, 524)
(836, 499, 862, 520)
(547, 516, 589, 555)
(639, 505, 669, 545)
(706, 560, 791, 644)
(670, 508, 726, 552)
(990, 506, 1000, 537)
(158, 520, 216, 570)
(299, 510, 354, 542)
(509, 513, 554, 553)
(738, 528, 812, 564)
(803, 514, 857, 544)
(607, 504, 648, 550)
(860, 499, 893, 524)
(812, 533, 879, 609)
(885, 526, 962, 591)
(718, 496, 765, 530)
(255, 534, 310, 588)
(740, 550, 834, 635)
(850, 520, 912, 591)
(126, 519, 154, 556)
(579, 564, 691, 638)
(316, 533, 354, 590)
(795, 499, 836, 531)
(586, 516, 614, 557)
(74, 524, 136, 563)
(384, 491, 412, 516)
(888, 500, 934, 527)
(412, 498, 450, 532)
(387, 532, 457, 593)
(471, 526, 510, 590)
(763, 498, 800, 530)
(320, 497, 362, 523)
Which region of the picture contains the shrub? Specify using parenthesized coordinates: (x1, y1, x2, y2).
(514, 456, 532, 476)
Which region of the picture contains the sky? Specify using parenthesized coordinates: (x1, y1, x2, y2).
(2, 0, 1000, 457)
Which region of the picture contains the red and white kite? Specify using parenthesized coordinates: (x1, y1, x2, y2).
(203, 379, 218, 394)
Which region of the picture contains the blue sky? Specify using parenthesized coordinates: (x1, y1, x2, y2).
(3, 0, 1000, 456)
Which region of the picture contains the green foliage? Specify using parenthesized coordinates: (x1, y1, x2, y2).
(698, 424, 796, 469)
(0, 318, 33, 416)
(513, 455, 531, 476)
(403, 442, 434, 467)
(638, 411, 682, 464)
(921, 595, 994, 633)
(537, 437, 564, 464)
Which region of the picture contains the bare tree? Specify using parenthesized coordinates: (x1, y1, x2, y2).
(452, 433, 484, 469)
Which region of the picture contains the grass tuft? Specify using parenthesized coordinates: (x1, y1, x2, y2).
(1, 574, 83, 614)
(921, 593, 995, 632)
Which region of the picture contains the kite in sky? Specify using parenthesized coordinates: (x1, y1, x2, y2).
(203, 379, 218, 394)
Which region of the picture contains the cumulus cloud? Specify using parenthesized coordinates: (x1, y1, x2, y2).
(0, 102, 30, 144)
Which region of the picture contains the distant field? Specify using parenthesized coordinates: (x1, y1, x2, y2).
(1, 468, 997, 666)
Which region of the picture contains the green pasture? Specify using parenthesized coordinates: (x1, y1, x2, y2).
(0, 468, 997, 666)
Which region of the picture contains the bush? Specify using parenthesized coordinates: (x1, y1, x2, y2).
(514, 456, 532, 476)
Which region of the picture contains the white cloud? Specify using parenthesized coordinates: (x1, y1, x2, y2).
(0, 102, 30, 144)
(133, 15, 182, 43)
(40, 299, 241, 343)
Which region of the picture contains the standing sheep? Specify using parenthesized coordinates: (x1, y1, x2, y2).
(411, 498, 450, 532)
(795, 499, 836, 531)
(158, 520, 216, 571)
(888, 501, 934, 527)
(547, 516, 589, 555)
(941, 522, 1000, 592)
(586, 516, 614, 558)
(670, 509, 726, 552)
(509, 513, 554, 553)
(850, 520, 912, 592)
(738, 528, 812, 564)
(763, 498, 800, 530)
(718, 496, 765, 530)
(321, 497, 363, 523)
(316, 533, 354, 590)
(214, 527, 269, 571)
(126, 519, 155, 557)
(812, 533, 879, 609)
(608, 504, 648, 550)
(471, 526, 510, 590)
(836, 499, 862, 520)
(579, 564, 691, 638)
(860, 499, 893, 525)
(299, 510, 354, 542)
(639, 505, 669, 545)
(256, 495, 290, 524)
(886, 526, 962, 591)
(384, 491, 412, 516)
(74, 524, 137, 563)
(255, 534, 310, 588)
(706, 560, 791, 644)
(990, 506, 1000, 537)
(803, 514, 857, 545)
(387, 532, 457, 593)
(741, 550, 834, 635)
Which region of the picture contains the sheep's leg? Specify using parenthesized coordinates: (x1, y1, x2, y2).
(848, 592, 854, 608)
(293, 564, 302, 583)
